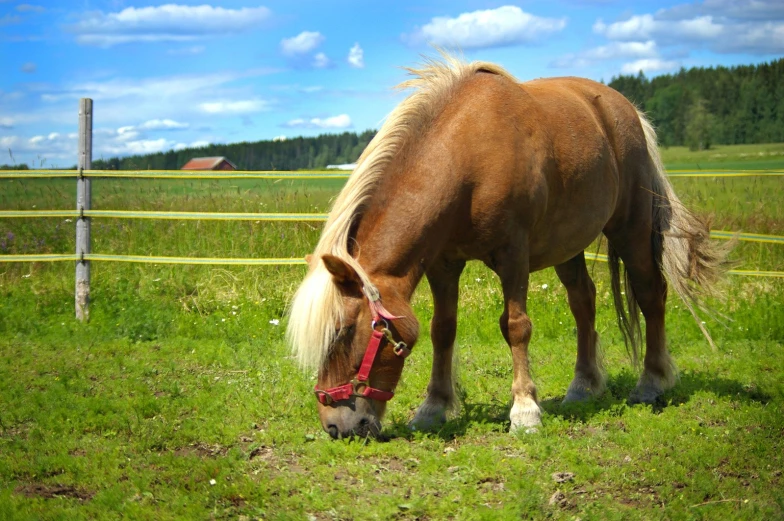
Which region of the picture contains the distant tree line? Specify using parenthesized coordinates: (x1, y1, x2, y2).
(9, 59, 782, 173)
(609, 58, 784, 150)
(93, 130, 377, 171)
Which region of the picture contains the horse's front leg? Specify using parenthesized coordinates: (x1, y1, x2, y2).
(492, 245, 540, 433)
(410, 259, 465, 431)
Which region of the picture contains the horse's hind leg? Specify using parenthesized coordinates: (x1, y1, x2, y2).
(410, 258, 465, 431)
(606, 228, 677, 404)
(555, 253, 606, 402)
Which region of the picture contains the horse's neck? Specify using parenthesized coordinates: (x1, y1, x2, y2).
(353, 161, 454, 301)
(352, 178, 438, 302)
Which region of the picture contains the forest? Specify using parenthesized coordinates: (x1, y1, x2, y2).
(608, 57, 784, 150)
(4, 58, 781, 172)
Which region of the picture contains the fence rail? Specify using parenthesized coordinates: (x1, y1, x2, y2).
(2, 253, 782, 279)
(2, 98, 783, 319)
(3, 169, 784, 180)
(0, 170, 351, 179)
(2, 210, 782, 243)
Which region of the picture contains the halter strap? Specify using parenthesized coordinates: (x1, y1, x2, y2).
(314, 287, 409, 405)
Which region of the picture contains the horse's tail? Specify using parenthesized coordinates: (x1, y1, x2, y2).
(636, 109, 732, 350)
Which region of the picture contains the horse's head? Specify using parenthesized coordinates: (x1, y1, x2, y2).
(314, 254, 419, 439)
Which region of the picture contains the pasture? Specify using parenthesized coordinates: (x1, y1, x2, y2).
(1, 144, 783, 520)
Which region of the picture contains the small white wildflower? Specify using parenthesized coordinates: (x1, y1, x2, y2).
(221, 318, 226, 322)
(22, 274, 31, 278)
(701, 321, 706, 325)
(541, 284, 548, 290)
(231, 305, 238, 310)
(232, 311, 237, 315)
(209, 479, 216, 486)
(269, 319, 280, 326)
(64, 218, 72, 223)
(475, 278, 482, 282)
(152, 278, 161, 282)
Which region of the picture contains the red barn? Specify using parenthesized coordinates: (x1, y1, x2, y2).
(181, 156, 237, 171)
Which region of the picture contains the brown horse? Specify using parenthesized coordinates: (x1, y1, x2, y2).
(287, 54, 729, 439)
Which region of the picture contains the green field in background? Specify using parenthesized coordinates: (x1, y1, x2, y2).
(0, 142, 782, 520)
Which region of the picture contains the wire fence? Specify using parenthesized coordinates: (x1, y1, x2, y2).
(2, 96, 783, 319)
(2, 169, 783, 267)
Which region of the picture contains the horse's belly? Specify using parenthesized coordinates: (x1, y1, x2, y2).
(527, 202, 611, 271)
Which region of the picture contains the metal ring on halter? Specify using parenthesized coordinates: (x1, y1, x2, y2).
(371, 317, 389, 331)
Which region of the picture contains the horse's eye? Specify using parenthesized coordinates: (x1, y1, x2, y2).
(335, 324, 355, 337)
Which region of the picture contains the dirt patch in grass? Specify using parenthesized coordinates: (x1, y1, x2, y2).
(173, 442, 228, 458)
(15, 483, 95, 501)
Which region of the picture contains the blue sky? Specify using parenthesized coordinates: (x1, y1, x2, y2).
(1, 0, 783, 168)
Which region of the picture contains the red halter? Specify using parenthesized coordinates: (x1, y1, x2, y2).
(313, 286, 410, 405)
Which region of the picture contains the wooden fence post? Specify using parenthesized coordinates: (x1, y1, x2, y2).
(76, 98, 92, 320)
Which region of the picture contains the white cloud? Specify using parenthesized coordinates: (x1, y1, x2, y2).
(0, 136, 19, 148)
(0, 14, 21, 26)
(167, 45, 206, 56)
(174, 140, 210, 151)
(69, 4, 272, 47)
(662, 0, 784, 23)
(139, 118, 189, 130)
(552, 40, 658, 68)
(620, 58, 680, 74)
(283, 114, 352, 129)
(594, 14, 722, 42)
(41, 68, 276, 103)
(199, 99, 268, 114)
(0, 117, 13, 128)
(17, 4, 45, 13)
(273, 135, 287, 141)
(347, 43, 364, 68)
(20, 62, 36, 73)
(280, 31, 324, 56)
(404, 6, 566, 49)
(312, 52, 332, 69)
(123, 139, 173, 155)
(593, 3, 784, 55)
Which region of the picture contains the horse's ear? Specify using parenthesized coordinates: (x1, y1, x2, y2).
(321, 254, 361, 288)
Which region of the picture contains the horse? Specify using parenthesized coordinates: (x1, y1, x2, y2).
(287, 54, 729, 439)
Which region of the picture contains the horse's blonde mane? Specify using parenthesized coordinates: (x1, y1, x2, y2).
(286, 53, 517, 370)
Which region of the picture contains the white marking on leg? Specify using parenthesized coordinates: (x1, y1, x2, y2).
(509, 396, 541, 433)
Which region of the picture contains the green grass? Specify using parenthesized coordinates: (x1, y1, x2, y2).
(1, 143, 783, 520)
(660, 142, 784, 171)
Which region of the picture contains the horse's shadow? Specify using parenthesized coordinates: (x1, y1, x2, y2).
(383, 369, 770, 441)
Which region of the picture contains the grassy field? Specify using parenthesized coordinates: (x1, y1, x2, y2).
(0, 145, 782, 520)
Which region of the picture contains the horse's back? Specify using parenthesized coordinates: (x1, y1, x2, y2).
(442, 72, 653, 269)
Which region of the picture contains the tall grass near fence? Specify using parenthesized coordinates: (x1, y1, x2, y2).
(0, 151, 783, 519)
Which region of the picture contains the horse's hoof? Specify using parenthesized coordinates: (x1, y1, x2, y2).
(509, 400, 541, 433)
(563, 372, 606, 404)
(628, 383, 663, 405)
(409, 406, 447, 432)
(562, 386, 593, 404)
